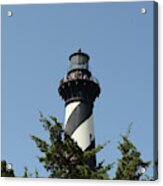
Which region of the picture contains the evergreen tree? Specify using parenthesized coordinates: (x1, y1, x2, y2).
(22, 166, 39, 178)
(115, 125, 151, 180)
(1, 115, 152, 180)
(1, 160, 15, 177)
(31, 113, 113, 179)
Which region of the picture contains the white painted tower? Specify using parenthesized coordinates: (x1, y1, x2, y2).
(58, 49, 100, 167)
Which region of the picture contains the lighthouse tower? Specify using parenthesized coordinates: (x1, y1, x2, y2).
(58, 49, 100, 167)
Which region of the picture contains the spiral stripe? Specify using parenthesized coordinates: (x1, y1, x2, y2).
(64, 101, 94, 151)
(65, 101, 92, 137)
(64, 101, 80, 126)
(71, 114, 94, 150)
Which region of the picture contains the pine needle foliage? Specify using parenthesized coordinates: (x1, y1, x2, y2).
(1, 116, 152, 180)
(114, 125, 151, 180)
(31, 113, 113, 179)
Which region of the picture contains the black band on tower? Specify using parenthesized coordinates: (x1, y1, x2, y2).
(85, 139, 96, 168)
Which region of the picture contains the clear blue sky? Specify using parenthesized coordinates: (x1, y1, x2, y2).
(2, 1, 155, 178)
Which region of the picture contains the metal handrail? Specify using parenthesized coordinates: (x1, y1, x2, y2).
(60, 75, 99, 85)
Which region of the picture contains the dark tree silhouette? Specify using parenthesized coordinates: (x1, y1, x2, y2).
(31, 113, 113, 179)
(1, 160, 15, 177)
(114, 125, 151, 180)
(1, 114, 151, 180)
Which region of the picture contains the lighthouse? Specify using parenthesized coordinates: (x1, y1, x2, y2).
(58, 49, 100, 167)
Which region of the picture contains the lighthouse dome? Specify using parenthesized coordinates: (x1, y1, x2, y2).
(69, 49, 89, 71)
